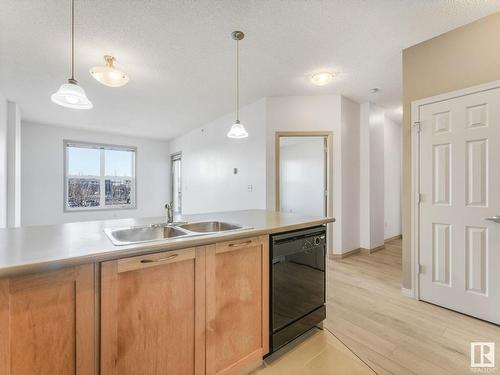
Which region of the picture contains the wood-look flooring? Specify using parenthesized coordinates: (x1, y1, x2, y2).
(328, 238, 500, 374)
(255, 238, 500, 374)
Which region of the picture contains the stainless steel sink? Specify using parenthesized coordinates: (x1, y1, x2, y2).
(178, 221, 243, 233)
(105, 220, 251, 245)
(105, 224, 188, 245)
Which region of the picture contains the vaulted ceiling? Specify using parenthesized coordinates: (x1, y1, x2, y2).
(2, 0, 500, 139)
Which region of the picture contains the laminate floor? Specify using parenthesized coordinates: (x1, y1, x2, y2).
(326, 238, 500, 374)
(254, 238, 500, 374)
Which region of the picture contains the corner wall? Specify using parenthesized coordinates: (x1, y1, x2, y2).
(21, 122, 171, 226)
(384, 116, 402, 240)
(0, 93, 6, 228)
(402, 11, 500, 288)
(168, 98, 267, 214)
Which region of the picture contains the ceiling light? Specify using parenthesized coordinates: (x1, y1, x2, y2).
(90, 55, 129, 87)
(227, 31, 249, 139)
(51, 0, 92, 109)
(310, 72, 334, 86)
(369, 88, 380, 94)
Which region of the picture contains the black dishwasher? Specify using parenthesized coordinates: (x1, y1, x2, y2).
(269, 226, 326, 353)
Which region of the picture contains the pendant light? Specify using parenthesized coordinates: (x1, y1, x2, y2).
(51, 0, 92, 109)
(227, 31, 248, 139)
(90, 55, 129, 87)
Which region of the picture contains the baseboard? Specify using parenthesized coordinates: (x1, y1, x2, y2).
(361, 244, 385, 254)
(401, 287, 415, 299)
(330, 248, 361, 259)
(384, 234, 402, 242)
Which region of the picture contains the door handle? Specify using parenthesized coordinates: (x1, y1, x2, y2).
(485, 216, 500, 223)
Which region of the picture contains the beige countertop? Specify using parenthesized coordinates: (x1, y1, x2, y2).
(0, 209, 334, 277)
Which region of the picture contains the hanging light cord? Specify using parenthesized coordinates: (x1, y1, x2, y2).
(236, 38, 240, 123)
(70, 0, 75, 82)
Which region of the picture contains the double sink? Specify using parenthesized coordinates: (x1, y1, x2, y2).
(105, 220, 251, 246)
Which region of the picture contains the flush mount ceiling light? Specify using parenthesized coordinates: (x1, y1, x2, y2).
(369, 87, 380, 94)
(310, 72, 334, 86)
(227, 31, 249, 139)
(90, 55, 129, 87)
(51, 0, 92, 109)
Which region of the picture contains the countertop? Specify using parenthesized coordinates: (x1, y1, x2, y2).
(0, 209, 335, 277)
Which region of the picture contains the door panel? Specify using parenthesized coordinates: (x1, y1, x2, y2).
(206, 236, 269, 375)
(0, 265, 95, 375)
(419, 88, 500, 324)
(101, 247, 205, 375)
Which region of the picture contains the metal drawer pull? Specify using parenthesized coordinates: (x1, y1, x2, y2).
(140, 254, 179, 263)
(228, 240, 252, 247)
(485, 216, 500, 223)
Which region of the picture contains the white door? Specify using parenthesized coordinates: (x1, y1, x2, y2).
(419, 87, 500, 324)
(279, 136, 326, 217)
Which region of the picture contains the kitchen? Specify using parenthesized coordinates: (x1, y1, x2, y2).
(2, 1, 500, 374)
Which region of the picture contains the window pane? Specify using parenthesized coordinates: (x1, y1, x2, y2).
(105, 179, 132, 205)
(172, 159, 181, 213)
(67, 146, 100, 176)
(105, 149, 133, 177)
(67, 178, 100, 208)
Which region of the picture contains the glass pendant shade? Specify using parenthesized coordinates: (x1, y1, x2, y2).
(227, 120, 248, 139)
(90, 56, 129, 87)
(227, 31, 248, 139)
(51, 80, 93, 109)
(51, 0, 92, 109)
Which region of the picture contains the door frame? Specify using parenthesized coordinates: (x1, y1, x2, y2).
(410, 79, 500, 300)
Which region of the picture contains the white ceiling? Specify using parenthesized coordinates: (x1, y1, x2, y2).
(2, 0, 500, 140)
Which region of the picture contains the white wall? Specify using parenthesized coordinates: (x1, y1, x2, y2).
(359, 102, 385, 250)
(384, 116, 402, 239)
(0, 93, 6, 228)
(21, 122, 170, 226)
(340, 97, 360, 253)
(266, 95, 342, 254)
(168, 99, 267, 214)
(7, 102, 21, 227)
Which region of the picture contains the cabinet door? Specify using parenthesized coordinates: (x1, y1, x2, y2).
(0, 264, 96, 375)
(206, 236, 269, 375)
(101, 247, 206, 375)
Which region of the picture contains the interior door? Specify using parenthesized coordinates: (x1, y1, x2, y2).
(279, 136, 326, 217)
(419, 87, 500, 324)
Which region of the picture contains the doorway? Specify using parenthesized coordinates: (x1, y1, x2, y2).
(275, 132, 331, 219)
(171, 153, 182, 215)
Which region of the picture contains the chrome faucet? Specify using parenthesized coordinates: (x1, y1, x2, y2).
(165, 202, 174, 224)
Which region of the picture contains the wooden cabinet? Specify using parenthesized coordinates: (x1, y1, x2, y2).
(0, 264, 96, 375)
(100, 246, 206, 375)
(206, 236, 269, 375)
(0, 234, 269, 375)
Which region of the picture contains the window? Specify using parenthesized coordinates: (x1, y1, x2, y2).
(64, 141, 136, 210)
(171, 153, 182, 214)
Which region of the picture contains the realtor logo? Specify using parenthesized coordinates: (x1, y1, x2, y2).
(471, 342, 495, 369)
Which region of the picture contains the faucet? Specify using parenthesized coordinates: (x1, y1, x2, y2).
(165, 202, 173, 224)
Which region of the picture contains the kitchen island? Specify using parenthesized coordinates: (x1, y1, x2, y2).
(0, 209, 334, 375)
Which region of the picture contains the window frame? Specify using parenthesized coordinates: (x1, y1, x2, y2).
(63, 140, 137, 212)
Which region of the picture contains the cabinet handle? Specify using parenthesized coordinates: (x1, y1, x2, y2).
(228, 240, 252, 248)
(140, 253, 179, 263)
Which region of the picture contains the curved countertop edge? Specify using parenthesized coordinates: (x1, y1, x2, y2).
(0, 212, 335, 278)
